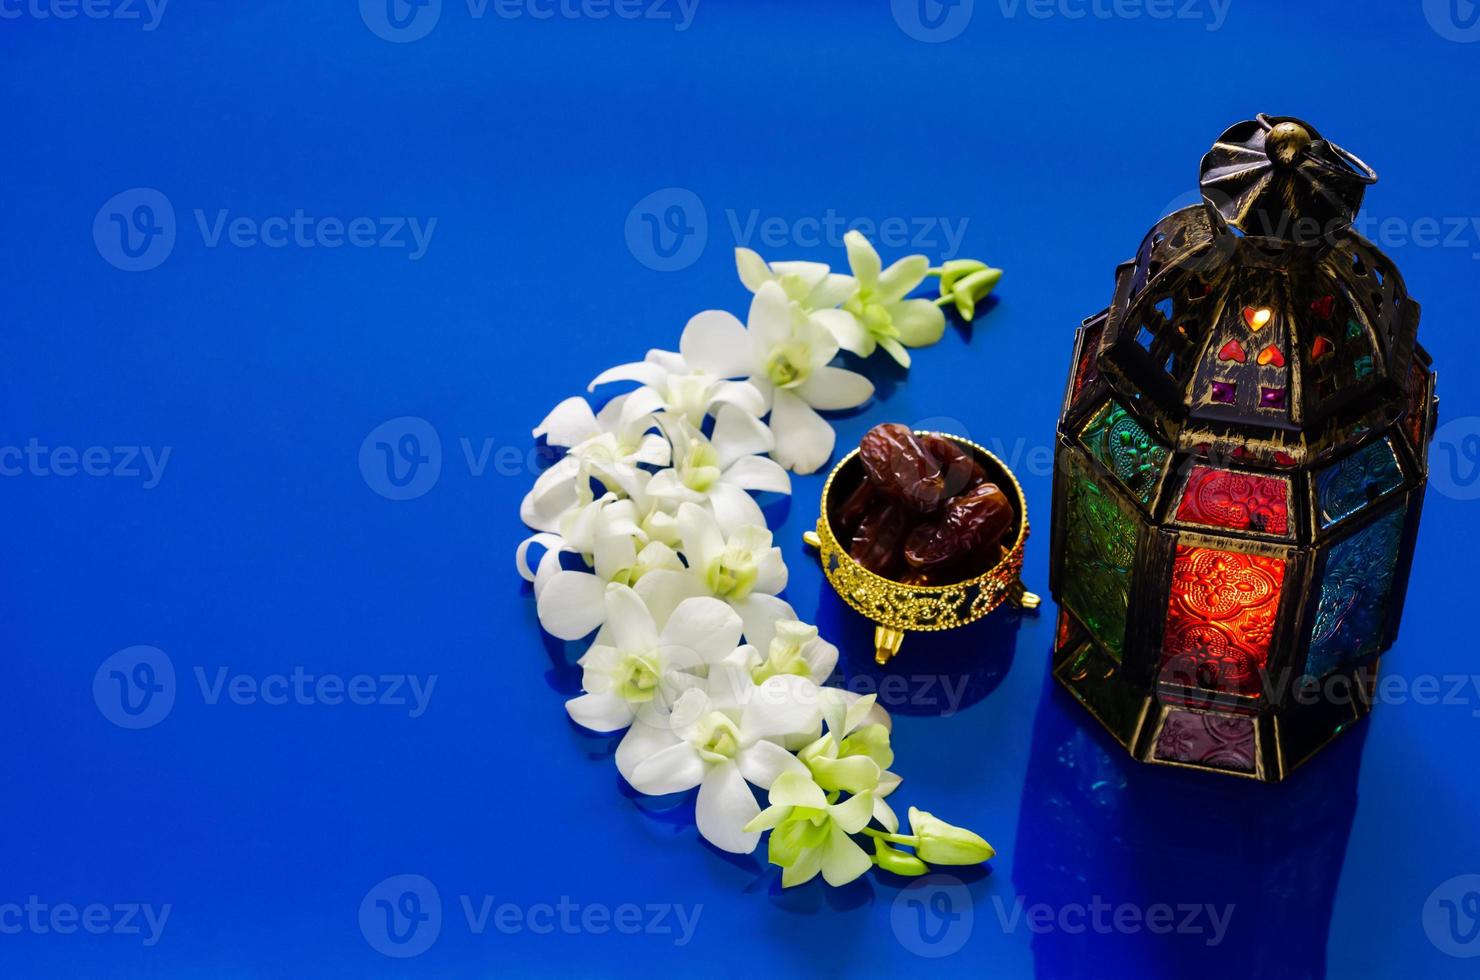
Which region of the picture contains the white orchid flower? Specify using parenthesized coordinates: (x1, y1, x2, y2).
(743, 771, 875, 887)
(633, 503, 788, 632)
(734, 600, 839, 686)
(588, 349, 766, 429)
(566, 584, 742, 735)
(810, 691, 901, 832)
(826, 230, 947, 369)
(533, 495, 683, 640)
(521, 394, 670, 532)
(679, 281, 874, 474)
(646, 411, 791, 534)
(735, 248, 858, 312)
(624, 677, 817, 854)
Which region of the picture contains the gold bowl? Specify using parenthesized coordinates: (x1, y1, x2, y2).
(804, 432, 1039, 666)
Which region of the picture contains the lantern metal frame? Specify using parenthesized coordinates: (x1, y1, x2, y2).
(1049, 115, 1437, 782)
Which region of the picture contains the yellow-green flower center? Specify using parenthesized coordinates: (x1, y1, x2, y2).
(616, 651, 661, 702)
(765, 344, 811, 388)
(679, 443, 722, 494)
(694, 711, 742, 763)
(705, 549, 758, 601)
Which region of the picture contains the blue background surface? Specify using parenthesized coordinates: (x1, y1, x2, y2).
(6, 0, 1480, 976)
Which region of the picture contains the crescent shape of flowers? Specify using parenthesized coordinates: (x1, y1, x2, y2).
(516, 232, 1004, 888)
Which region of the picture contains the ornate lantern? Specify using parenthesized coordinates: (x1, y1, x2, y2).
(1050, 115, 1437, 782)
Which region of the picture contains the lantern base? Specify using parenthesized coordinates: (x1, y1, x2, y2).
(1052, 624, 1378, 783)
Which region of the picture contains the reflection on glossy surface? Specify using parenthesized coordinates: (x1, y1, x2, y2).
(815, 581, 1021, 717)
(1014, 665, 1364, 979)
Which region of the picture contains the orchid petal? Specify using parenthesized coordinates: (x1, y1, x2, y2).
(876, 254, 930, 304)
(796, 366, 874, 411)
(588, 361, 666, 392)
(768, 388, 835, 475)
(844, 231, 881, 290)
(537, 570, 606, 640)
(660, 597, 743, 668)
(736, 739, 806, 789)
(632, 568, 707, 631)
(891, 298, 947, 348)
(680, 310, 753, 379)
(721, 454, 791, 495)
(533, 396, 599, 446)
(708, 483, 766, 538)
(820, 823, 872, 885)
(604, 582, 659, 652)
(565, 691, 635, 733)
(811, 308, 872, 357)
(629, 741, 706, 796)
(735, 248, 772, 292)
(696, 761, 761, 854)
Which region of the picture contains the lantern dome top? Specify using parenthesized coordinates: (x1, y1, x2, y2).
(1082, 115, 1423, 469)
(1200, 114, 1377, 249)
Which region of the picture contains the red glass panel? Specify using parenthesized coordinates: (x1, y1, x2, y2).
(1175, 466, 1290, 536)
(1405, 360, 1429, 452)
(1160, 545, 1286, 698)
(1071, 321, 1104, 404)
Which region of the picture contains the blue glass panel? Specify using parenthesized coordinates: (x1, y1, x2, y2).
(1306, 504, 1407, 677)
(1316, 439, 1403, 529)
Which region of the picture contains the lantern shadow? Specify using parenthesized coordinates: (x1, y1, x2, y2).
(1011, 663, 1365, 980)
(813, 582, 1020, 717)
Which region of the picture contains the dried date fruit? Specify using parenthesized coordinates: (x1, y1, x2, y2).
(903, 482, 1015, 570)
(850, 501, 915, 578)
(920, 434, 986, 499)
(858, 423, 947, 512)
(947, 482, 1015, 546)
(835, 479, 877, 537)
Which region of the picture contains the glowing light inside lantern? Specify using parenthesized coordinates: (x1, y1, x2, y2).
(1243, 306, 1274, 331)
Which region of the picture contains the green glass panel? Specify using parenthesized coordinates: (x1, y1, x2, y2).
(1079, 401, 1170, 505)
(1062, 467, 1139, 660)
